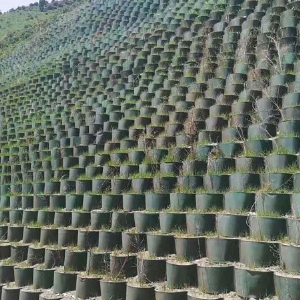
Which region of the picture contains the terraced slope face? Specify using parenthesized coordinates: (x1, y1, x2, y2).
(1, 0, 300, 299)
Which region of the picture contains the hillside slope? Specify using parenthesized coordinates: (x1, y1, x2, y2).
(0, 0, 299, 299)
(0, 1, 82, 58)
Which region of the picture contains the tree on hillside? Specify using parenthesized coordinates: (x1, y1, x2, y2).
(39, 0, 46, 11)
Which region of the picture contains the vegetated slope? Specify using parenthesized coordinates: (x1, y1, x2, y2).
(0, 1, 82, 61)
(0, 0, 299, 299)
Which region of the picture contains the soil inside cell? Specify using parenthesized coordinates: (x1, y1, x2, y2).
(194, 257, 232, 267)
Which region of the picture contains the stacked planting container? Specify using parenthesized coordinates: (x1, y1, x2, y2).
(1, 0, 300, 299)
